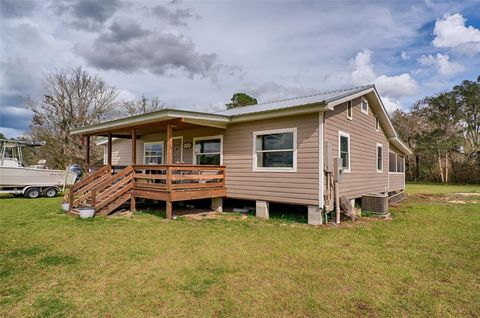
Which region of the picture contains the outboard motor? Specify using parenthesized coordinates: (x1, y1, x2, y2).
(68, 164, 83, 181)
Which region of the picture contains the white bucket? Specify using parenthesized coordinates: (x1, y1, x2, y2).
(79, 207, 95, 219)
(61, 202, 70, 212)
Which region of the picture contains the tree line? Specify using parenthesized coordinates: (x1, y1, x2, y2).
(391, 76, 479, 184)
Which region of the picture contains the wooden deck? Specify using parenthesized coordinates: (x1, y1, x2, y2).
(69, 164, 226, 218)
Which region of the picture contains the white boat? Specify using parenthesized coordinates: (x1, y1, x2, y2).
(0, 139, 77, 198)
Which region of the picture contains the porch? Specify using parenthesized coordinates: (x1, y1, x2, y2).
(71, 115, 229, 218)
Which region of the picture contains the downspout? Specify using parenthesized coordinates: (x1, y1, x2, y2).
(319, 111, 325, 209)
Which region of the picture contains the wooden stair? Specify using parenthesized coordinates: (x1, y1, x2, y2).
(68, 165, 134, 216)
(96, 193, 131, 215)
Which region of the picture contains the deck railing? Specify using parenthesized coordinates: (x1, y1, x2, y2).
(132, 164, 225, 191)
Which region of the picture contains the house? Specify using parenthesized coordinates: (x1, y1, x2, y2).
(70, 84, 411, 223)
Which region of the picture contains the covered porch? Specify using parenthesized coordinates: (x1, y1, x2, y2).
(71, 111, 229, 218)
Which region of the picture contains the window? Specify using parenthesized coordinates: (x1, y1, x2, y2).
(389, 151, 397, 172)
(338, 131, 350, 172)
(144, 142, 164, 164)
(347, 101, 353, 120)
(253, 128, 296, 171)
(397, 156, 404, 173)
(376, 143, 383, 172)
(389, 151, 404, 173)
(375, 115, 379, 131)
(361, 97, 369, 114)
(193, 136, 222, 165)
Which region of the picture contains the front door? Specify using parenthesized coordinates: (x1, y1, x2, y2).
(172, 137, 183, 163)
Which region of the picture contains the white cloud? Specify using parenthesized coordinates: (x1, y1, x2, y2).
(0, 127, 28, 138)
(350, 49, 418, 98)
(432, 13, 480, 55)
(351, 49, 377, 84)
(381, 95, 403, 113)
(401, 51, 410, 60)
(418, 53, 465, 75)
(116, 89, 137, 101)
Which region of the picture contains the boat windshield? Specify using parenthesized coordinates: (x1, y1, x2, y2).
(0, 139, 44, 167)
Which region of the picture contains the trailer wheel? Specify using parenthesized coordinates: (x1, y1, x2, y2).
(44, 187, 58, 198)
(25, 188, 41, 198)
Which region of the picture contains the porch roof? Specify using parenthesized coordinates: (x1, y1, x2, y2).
(70, 109, 229, 136)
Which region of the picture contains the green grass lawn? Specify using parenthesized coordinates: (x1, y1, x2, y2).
(406, 182, 479, 194)
(1, 184, 479, 317)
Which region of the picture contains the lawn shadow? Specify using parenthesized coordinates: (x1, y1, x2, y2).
(136, 209, 166, 219)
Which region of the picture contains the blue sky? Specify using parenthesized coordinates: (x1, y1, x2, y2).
(1, 0, 480, 138)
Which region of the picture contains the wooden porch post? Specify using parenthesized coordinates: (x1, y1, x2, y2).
(131, 129, 136, 165)
(107, 132, 112, 166)
(166, 123, 173, 219)
(85, 136, 90, 166)
(166, 123, 173, 165)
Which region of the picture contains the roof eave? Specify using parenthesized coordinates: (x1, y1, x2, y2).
(70, 109, 230, 135)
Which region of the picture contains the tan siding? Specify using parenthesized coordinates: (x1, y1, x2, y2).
(324, 96, 389, 199)
(105, 127, 223, 164)
(224, 114, 319, 206)
(389, 174, 404, 192)
(104, 139, 143, 166)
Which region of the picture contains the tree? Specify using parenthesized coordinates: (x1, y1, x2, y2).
(26, 66, 117, 169)
(120, 95, 165, 116)
(391, 75, 480, 184)
(452, 78, 480, 158)
(225, 93, 257, 109)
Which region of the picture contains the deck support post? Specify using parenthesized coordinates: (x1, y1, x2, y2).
(308, 205, 322, 225)
(131, 129, 136, 165)
(130, 196, 136, 212)
(107, 132, 112, 166)
(211, 197, 223, 212)
(85, 136, 90, 167)
(256, 200, 269, 219)
(166, 201, 172, 219)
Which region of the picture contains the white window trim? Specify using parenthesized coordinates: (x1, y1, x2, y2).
(347, 101, 353, 120)
(172, 136, 183, 163)
(192, 135, 223, 165)
(252, 127, 297, 172)
(144, 141, 164, 164)
(338, 131, 351, 173)
(361, 97, 369, 115)
(376, 143, 383, 173)
(375, 115, 379, 132)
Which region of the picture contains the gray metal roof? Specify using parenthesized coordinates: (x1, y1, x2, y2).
(216, 85, 374, 116)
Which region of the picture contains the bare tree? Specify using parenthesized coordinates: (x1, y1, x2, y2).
(27, 66, 117, 169)
(120, 95, 165, 116)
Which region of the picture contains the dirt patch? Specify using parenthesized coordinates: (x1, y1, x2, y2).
(454, 192, 480, 196)
(179, 211, 248, 221)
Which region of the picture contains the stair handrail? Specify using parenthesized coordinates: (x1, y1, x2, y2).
(89, 165, 134, 211)
(72, 164, 111, 193)
(69, 164, 111, 209)
(93, 166, 134, 195)
(94, 175, 134, 211)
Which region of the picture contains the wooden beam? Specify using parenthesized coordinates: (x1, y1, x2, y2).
(166, 123, 173, 165)
(131, 129, 136, 165)
(130, 196, 136, 212)
(107, 133, 112, 166)
(166, 201, 172, 219)
(85, 136, 90, 166)
(85, 118, 185, 136)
